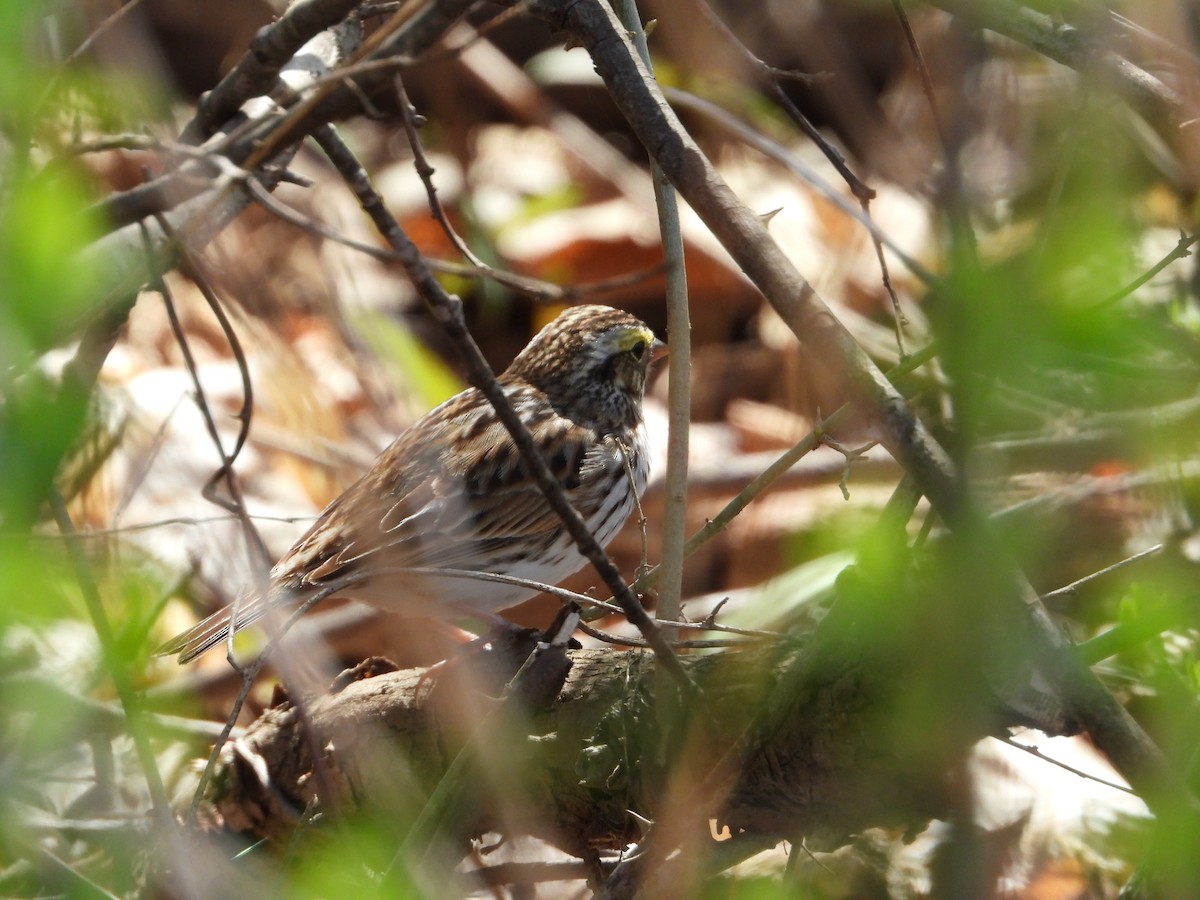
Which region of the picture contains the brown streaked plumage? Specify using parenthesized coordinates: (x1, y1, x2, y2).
(158, 305, 661, 663)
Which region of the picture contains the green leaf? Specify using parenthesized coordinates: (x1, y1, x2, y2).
(0, 169, 107, 366)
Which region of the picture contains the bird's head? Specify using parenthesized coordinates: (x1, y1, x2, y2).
(506, 305, 664, 428)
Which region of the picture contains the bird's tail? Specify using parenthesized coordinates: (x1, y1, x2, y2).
(155, 597, 268, 664)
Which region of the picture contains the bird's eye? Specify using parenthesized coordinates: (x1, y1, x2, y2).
(630, 339, 647, 360)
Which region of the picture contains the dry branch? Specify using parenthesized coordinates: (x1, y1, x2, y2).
(201, 592, 1076, 861)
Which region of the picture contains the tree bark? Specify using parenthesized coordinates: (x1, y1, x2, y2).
(203, 586, 1077, 861)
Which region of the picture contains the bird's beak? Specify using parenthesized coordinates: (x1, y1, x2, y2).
(650, 338, 668, 364)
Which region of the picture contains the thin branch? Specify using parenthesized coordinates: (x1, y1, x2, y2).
(891, 0, 952, 171)
(145, 228, 343, 823)
(310, 123, 693, 691)
(144, 224, 270, 572)
(692, 0, 873, 204)
(813, 426, 879, 502)
(613, 0, 690, 634)
(78, 156, 300, 421)
(246, 176, 660, 301)
(393, 75, 489, 270)
(91, 162, 231, 232)
(577, 620, 760, 650)
(387, 566, 785, 641)
(23, 512, 315, 540)
(1042, 544, 1163, 606)
(695, 0, 912, 352)
(661, 88, 936, 286)
(95, 0, 465, 232)
(168, 244, 260, 513)
(617, 437, 652, 573)
(233, 1, 478, 175)
(633, 343, 939, 595)
(1095, 230, 1198, 309)
(997, 734, 1137, 796)
(893, 0, 979, 263)
(689, 0, 913, 353)
(64, 134, 217, 160)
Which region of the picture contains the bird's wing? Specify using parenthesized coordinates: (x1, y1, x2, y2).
(274, 387, 597, 586)
(350, 412, 596, 570)
(272, 420, 446, 588)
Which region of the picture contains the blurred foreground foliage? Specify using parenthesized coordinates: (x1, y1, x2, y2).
(1, 0, 1200, 898)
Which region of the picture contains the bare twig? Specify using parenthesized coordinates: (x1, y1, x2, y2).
(891, 0, 978, 262)
(310, 123, 692, 691)
(79, 151, 300, 416)
(997, 734, 1137, 796)
(393, 75, 489, 270)
(64, 133, 211, 159)
(614, 0, 690, 634)
(234, 2, 476, 175)
(1041, 543, 1163, 605)
(662, 88, 936, 286)
(617, 437, 651, 573)
(24, 513, 314, 540)
(692, 0, 873, 204)
(141, 228, 344, 824)
(1096, 230, 1198, 309)
(144, 223, 270, 573)
(246, 176, 661, 301)
(634, 343, 939, 595)
(813, 423, 879, 501)
(577, 620, 759, 650)
(891, 1, 952, 169)
(693, 0, 910, 352)
(94, 0, 466, 233)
